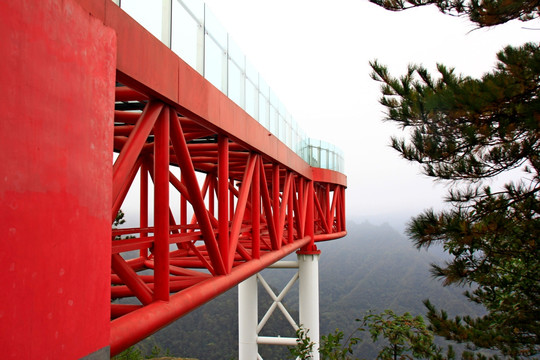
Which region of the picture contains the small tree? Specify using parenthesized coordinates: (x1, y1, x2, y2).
(361, 310, 440, 360)
(319, 327, 362, 360)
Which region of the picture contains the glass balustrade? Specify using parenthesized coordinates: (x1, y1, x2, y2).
(118, 0, 345, 173)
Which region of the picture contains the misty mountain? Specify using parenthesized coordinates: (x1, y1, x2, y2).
(133, 221, 483, 359)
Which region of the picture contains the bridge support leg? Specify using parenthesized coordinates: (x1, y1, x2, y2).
(298, 253, 320, 360)
(238, 255, 321, 359)
(239, 275, 258, 360)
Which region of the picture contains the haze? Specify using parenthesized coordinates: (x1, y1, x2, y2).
(202, 0, 539, 230)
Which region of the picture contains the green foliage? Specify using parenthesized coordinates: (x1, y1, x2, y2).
(371, 43, 540, 182)
(147, 345, 161, 359)
(113, 209, 135, 240)
(369, 1, 540, 357)
(289, 324, 361, 360)
(319, 327, 361, 360)
(113, 210, 126, 242)
(114, 209, 127, 228)
(368, 0, 540, 27)
(146, 345, 171, 358)
(112, 345, 171, 360)
(361, 310, 438, 359)
(113, 346, 143, 360)
(290, 327, 316, 359)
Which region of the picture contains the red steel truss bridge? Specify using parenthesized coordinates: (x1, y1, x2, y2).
(0, 0, 346, 359)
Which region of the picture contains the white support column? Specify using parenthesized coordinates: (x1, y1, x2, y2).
(298, 253, 320, 360)
(239, 275, 258, 360)
(238, 258, 320, 359)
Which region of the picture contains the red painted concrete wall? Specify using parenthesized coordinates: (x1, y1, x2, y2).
(0, 1, 115, 358)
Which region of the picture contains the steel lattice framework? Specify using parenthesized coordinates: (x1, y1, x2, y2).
(110, 85, 346, 355)
(1, 1, 346, 358)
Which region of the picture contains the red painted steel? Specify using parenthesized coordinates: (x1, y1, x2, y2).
(3, 0, 348, 357)
(1, 0, 116, 358)
(109, 86, 347, 355)
(218, 135, 230, 270)
(153, 107, 171, 302)
(111, 236, 313, 355)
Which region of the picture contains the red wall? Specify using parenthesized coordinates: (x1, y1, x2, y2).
(0, 0, 115, 358)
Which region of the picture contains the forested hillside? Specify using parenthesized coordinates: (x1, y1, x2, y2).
(134, 221, 483, 359)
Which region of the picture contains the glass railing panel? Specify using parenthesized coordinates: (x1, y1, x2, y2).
(171, 0, 203, 72)
(115, 0, 345, 172)
(321, 149, 328, 169)
(203, 6, 227, 46)
(179, 0, 204, 21)
(311, 145, 320, 168)
(204, 8, 227, 92)
(279, 115, 284, 140)
(259, 77, 269, 99)
(228, 59, 244, 107)
(204, 35, 227, 93)
(269, 89, 279, 116)
(278, 101, 286, 120)
(269, 105, 278, 135)
(227, 37, 245, 108)
(258, 93, 269, 127)
(292, 129, 298, 154)
(245, 78, 258, 120)
(292, 121, 299, 153)
(322, 141, 330, 155)
(278, 114, 286, 143)
(228, 36, 244, 68)
(299, 137, 309, 161)
(121, 0, 163, 41)
(246, 60, 258, 85)
(286, 114, 293, 149)
(297, 128, 307, 155)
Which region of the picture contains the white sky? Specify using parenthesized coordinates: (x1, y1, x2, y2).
(201, 0, 539, 228)
(119, 0, 538, 230)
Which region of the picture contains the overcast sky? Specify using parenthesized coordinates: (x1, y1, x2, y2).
(119, 0, 538, 231)
(200, 0, 538, 229)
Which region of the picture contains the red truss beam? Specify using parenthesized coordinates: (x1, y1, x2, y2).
(110, 84, 346, 355)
